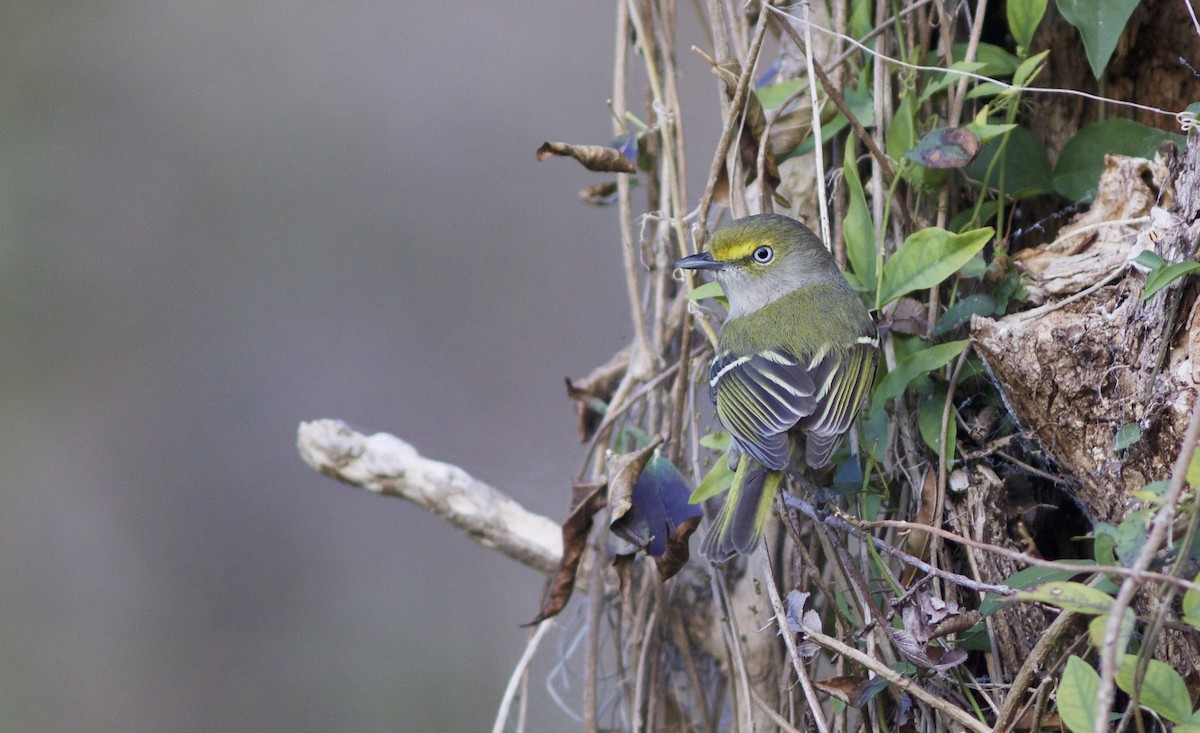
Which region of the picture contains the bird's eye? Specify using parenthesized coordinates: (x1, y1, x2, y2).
(752, 245, 774, 263)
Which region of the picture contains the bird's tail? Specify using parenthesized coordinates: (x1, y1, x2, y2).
(699, 459, 782, 562)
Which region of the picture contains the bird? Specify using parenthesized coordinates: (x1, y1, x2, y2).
(676, 214, 879, 561)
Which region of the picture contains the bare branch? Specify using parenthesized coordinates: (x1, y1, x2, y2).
(297, 419, 562, 574)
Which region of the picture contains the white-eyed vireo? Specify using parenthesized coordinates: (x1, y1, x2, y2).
(677, 214, 879, 562)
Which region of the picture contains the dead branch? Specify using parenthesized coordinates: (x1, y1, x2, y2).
(296, 419, 562, 574)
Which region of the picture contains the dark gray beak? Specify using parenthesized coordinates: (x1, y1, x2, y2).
(675, 252, 724, 270)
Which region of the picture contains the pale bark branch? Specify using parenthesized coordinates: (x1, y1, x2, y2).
(297, 419, 562, 574)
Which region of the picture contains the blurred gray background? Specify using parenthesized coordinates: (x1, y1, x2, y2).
(0, 2, 719, 731)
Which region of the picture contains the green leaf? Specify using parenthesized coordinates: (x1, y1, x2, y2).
(918, 390, 957, 460)
(787, 79, 874, 159)
(952, 42, 1020, 77)
(965, 110, 1018, 144)
(1113, 422, 1141, 451)
(966, 81, 1007, 100)
(886, 95, 917, 165)
(1005, 562, 1096, 589)
(963, 125, 1054, 199)
(919, 61, 988, 104)
(1087, 610, 1134, 653)
(1188, 445, 1200, 487)
(871, 340, 969, 410)
(1008, 0, 1049, 49)
(878, 228, 993, 306)
(1133, 249, 1166, 269)
(1175, 716, 1200, 733)
(1144, 261, 1200, 300)
(1054, 119, 1185, 202)
(756, 78, 804, 109)
(1017, 581, 1113, 615)
(843, 136, 876, 291)
(685, 280, 727, 305)
(1093, 529, 1117, 566)
(1011, 49, 1051, 88)
(689, 457, 734, 503)
(1059, 656, 1100, 733)
(1116, 654, 1193, 723)
(698, 431, 729, 452)
(1183, 571, 1200, 629)
(934, 294, 996, 337)
(1056, 0, 1141, 79)
(1114, 508, 1152, 567)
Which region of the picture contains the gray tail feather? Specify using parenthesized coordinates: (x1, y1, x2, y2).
(699, 463, 768, 563)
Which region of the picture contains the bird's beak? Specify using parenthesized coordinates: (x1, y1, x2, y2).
(675, 252, 724, 271)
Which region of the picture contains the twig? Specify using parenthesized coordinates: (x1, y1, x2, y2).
(785, 495, 1013, 595)
(798, 0, 831, 246)
(1094, 396, 1200, 733)
(992, 596, 1086, 730)
(856, 514, 1200, 596)
(773, 6, 1184, 120)
(492, 620, 553, 733)
(297, 420, 562, 574)
(801, 627, 991, 733)
(760, 546, 831, 733)
(696, 9, 771, 228)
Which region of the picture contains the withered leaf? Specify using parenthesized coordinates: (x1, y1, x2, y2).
(609, 445, 703, 573)
(885, 296, 930, 336)
(906, 127, 980, 169)
(606, 439, 663, 525)
(890, 628, 968, 672)
(655, 515, 701, 581)
(1013, 709, 1063, 731)
(578, 181, 619, 205)
(565, 346, 629, 441)
(526, 479, 606, 625)
(537, 141, 637, 174)
(705, 57, 782, 205)
(813, 676, 870, 705)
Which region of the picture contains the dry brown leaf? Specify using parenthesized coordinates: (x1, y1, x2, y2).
(526, 479, 606, 625)
(536, 141, 637, 174)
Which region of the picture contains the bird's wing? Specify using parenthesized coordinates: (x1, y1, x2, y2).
(711, 338, 877, 470)
(710, 347, 818, 470)
(798, 339, 878, 467)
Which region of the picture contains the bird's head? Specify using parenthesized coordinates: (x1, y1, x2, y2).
(676, 214, 840, 317)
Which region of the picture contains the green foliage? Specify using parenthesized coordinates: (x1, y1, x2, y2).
(1112, 422, 1141, 452)
(1053, 119, 1184, 202)
(685, 279, 728, 307)
(1184, 572, 1200, 630)
(1017, 581, 1114, 614)
(842, 135, 876, 291)
(1116, 656, 1194, 724)
(1113, 508, 1152, 566)
(690, 455, 734, 503)
(1134, 249, 1200, 300)
(917, 389, 956, 460)
(1059, 656, 1100, 733)
(877, 228, 993, 307)
(1056, 0, 1141, 79)
(963, 125, 1054, 199)
(1086, 610, 1134, 654)
(871, 340, 968, 410)
(1007, 0, 1049, 49)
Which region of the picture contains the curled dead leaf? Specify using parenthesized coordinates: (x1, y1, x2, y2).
(537, 141, 636, 174)
(565, 346, 629, 441)
(813, 676, 870, 705)
(906, 127, 979, 169)
(578, 181, 619, 205)
(526, 479, 606, 625)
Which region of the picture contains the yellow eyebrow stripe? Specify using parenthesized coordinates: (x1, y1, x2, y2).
(710, 240, 765, 262)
